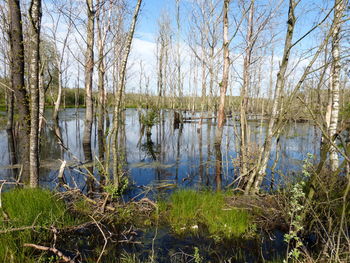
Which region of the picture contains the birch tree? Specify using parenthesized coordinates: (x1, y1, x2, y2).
(111, 0, 142, 187)
(244, 0, 297, 194)
(28, 0, 42, 187)
(245, 0, 338, 194)
(215, 0, 230, 146)
(96, 0, 113, 161)
(328, 0, 346, 172)
(83, 0, 95, 164)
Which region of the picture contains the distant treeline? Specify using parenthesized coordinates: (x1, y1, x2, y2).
(1, 84, 349, 122)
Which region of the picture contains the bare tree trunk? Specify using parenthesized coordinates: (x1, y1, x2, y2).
(328, 0, 344, 172)
(83, 0, 95, 164)
(38, 65, 46, 135)
(111, 0, 142, 187)
(245, 0, 297, 195)
(176, 0, 182, 106)
(97, 61, 105, 161)
(6, 90, 17, 168)
(215, 0, 230, 146)
(201, 43, 206, 110)
(96, 0, 108, 162)
(240, 0, 254, 179)
(8, 0, 31, 182)
(53, 72, 62, 122)
(213, 0, 230, 192)
(29, 0, 42, 187)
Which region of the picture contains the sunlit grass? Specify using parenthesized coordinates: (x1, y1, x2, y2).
(161, 189, 252, 240)
(0, 188, 79, 262)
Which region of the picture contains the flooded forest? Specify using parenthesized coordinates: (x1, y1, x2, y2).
(0, 0, 350, 262)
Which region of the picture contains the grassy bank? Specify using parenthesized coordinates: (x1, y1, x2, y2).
(0, 188, 83, 262)
(159, 189, 253, 240)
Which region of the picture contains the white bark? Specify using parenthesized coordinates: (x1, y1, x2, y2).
(328, 0, 345, 172)
(245, 0, 297, 194)
(29, 0, 42, 187)
(111, 0, 142, 186)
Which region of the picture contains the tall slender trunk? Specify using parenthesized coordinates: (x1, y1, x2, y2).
(176, 0, 182, 104)
(6, 90, 17, 169)
(215, 0, 230, 145)
(201, 41, 207, 110)
(96, 1, 106, 162)
(83, 0, 95, 163)
(111, 0, 142, 186)
(328, 0, 344, 172)
(245, 0, 297, 195)
(38, 64, 46, 136)
(213, 0, 230, 191)
(29, 0, 42, 187)
(8, 0, 30, 182)
(53, 70, 62, 122)
(240, 0, 254, 178)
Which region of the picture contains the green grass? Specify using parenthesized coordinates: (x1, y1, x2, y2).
(0, 188, 79, 262)
(161, 189, 252, 240)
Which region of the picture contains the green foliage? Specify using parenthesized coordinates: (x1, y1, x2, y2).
(161, 190, 251, 240)
(340, 102, 350, 119)
(140, 109, 159, 127)
(193, 247, 203, 263)
(283, 182, 305, 262)
(283, 155, 311, 262)
(0, 188, 78, 262)
(104, 176, 129, 199)
(119, 252, 152, 263)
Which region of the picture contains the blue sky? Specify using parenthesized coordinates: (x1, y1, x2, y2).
(127, 0, 338, 96)
(35, 0, 339, 96)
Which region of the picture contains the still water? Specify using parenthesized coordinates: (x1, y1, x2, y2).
(0, 108, 320, 192)
(0, 108, 321, 262)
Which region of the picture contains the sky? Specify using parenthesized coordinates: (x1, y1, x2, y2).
(127, 0, 336, 96)
(29, 0, 341, 98)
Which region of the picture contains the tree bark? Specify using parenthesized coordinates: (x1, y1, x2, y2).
(245, 0, 297, 194)
(83, 0, 95, 165)
(8, 0, 31, 182)
(111, 0, 142, 187)
(213, 0, 230, 192)
(96, 0, 107, 162)
(328, 0, 344, 172)
(240, 0, 254, 179)
(215, 0, 230, 146)
(29, 0, 42, 187)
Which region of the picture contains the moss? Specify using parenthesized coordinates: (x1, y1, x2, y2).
(161, 189, 252, 240)
(0, 188, 79, 262)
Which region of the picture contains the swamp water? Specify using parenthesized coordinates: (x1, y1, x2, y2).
(0, 108, 321, 262)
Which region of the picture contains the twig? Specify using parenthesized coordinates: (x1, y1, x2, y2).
(101, 193, 110, 213)
(89, 216, 107, 263)
(0, 181, 5, 208)
(23, 243, 75, 263)
(58, 160, 67, 180)
(0, 213, 44, 234)
(0, 225, 46, 234)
